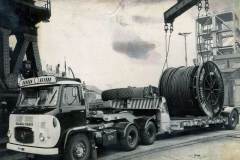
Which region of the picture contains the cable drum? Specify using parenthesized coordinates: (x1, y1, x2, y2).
(159, 61, 224, 118)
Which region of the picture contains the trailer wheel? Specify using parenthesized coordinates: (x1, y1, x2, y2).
(141, 121, 156, 145)
(120, 125, 139, 151)
(225, 109, 239, 130)
(65, 134, 90, 160)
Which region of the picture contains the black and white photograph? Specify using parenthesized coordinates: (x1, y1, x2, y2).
(0, 0, 240, 160)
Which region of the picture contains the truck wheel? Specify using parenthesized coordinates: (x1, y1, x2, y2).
(141, 121, 156, 145)
(120, 125, 139, 151)
(65, 134, 90, 160)
(225, 109, 239, 130)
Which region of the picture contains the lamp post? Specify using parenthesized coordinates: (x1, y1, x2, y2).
(178, 32, 191, 66)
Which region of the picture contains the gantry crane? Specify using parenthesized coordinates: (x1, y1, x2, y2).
(162, 0, 209, 71)
(164, 0, 209, 32)
(0, 0, 51, 142)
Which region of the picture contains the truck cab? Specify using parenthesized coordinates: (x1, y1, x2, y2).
(7, 76, 87, 156)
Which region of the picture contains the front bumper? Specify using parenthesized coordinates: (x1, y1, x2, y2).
(7, 143, 59, 155)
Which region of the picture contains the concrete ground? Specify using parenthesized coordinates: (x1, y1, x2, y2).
(129, 133, 240, 160)
(98, 126, 240, 160)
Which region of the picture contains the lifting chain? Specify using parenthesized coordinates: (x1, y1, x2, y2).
(164, 23, 173, 33)
(197, 1, 203, 63)
(162, 23, 173, 73)
(197, 0, 209, 13)
(196, 0, 211, 63)
(205, 0, 209, 13)
(197, 0, 202, 11)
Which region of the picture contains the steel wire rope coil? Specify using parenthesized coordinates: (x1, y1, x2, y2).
(159, 61, 224, 117)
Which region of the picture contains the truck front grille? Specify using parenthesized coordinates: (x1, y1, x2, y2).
(15, 127, 34, 144)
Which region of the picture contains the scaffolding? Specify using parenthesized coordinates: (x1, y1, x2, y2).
(196, 6, 240, 106)
(196, 11, 240, 63)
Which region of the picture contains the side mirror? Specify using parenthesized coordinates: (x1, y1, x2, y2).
(81, 99, 85, 105)
(0, 101, 7, 108)
(0, 101, 7, 106)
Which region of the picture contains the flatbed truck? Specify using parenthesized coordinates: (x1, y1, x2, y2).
(6, 76, 239, 160)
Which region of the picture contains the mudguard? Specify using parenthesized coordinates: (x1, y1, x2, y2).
(113, 122, 134, 137)
(134, 117, 156, 131)
(221, 106, 239, 117)
(63, 126, 95, 150)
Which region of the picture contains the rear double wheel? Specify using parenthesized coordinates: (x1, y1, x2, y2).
(141, 121, 157, 145)
(120, 125, 139, 151)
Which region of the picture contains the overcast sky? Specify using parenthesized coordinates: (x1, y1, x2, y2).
(38, 0, 235, 90)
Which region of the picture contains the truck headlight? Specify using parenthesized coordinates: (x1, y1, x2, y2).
(39, 133, 46, 142)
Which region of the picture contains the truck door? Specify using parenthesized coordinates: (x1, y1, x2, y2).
(59, 85, 86, 130)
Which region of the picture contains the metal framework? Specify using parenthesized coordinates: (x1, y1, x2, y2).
(164, 0, 201, 24)
(196, 11, 240, 62)
(0, 0, 51, 89)
(195, 3, 240, 107)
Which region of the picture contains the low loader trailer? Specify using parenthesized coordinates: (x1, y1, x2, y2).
(6, 75, 239, 160)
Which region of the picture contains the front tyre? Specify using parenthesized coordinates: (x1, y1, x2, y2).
(65, 134, 90, 160)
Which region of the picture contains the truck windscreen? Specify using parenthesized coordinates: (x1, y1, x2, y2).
(18, 86, 60, 107)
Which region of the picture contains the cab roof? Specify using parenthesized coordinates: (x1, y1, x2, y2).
(19, 76, 81, 88)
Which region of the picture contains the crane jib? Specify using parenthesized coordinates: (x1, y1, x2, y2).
(164, 0, 202, 24)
